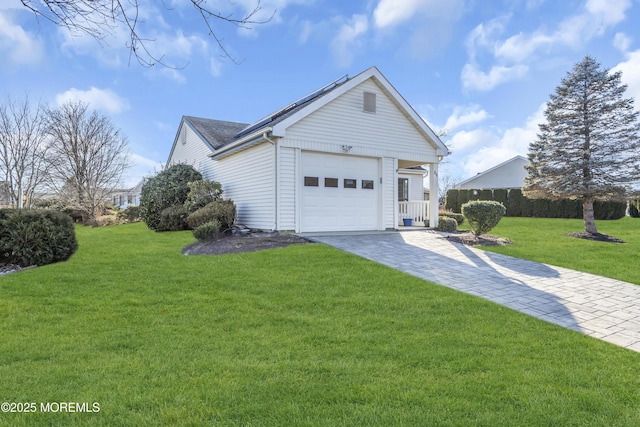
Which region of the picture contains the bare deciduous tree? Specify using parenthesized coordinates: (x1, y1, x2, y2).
(20, 0, 273, 67)
(46, 101, 130, 225)
(0, 95, 49, 208)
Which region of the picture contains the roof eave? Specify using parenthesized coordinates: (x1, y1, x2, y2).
(209, 127, 273, 160)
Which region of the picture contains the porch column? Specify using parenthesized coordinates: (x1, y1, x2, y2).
(429, 163, 439, 228)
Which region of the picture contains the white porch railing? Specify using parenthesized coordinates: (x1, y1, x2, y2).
(399, 200, 430, 226)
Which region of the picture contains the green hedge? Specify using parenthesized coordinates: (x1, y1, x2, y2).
(0, 209, 78, 267)
(445, 188, 626, 220)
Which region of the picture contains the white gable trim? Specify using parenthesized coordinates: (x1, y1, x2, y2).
(272, 66, 449, 156)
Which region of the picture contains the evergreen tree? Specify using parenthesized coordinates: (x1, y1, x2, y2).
(524, 56, 640, 234)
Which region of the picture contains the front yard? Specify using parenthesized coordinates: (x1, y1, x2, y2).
(1, 221, 640, 426)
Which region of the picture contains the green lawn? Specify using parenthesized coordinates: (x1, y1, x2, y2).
(468, 216, 640, 285)
(1, 222, 640, 426)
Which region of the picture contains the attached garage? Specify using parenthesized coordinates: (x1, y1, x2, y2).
(300, 152, 380, 232)
(167, 66, 449, 233)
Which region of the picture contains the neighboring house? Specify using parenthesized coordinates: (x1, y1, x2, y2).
(166, 66, 449, 232)
(112, 179, 145, 209)
(456, 156, 529, 189)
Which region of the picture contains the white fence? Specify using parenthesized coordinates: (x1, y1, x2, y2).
(399, 200, 430, 225)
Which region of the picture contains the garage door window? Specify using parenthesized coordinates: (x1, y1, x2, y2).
(362, 180, 374, 189)
(325, 178, 338, 188)
(304, 176, 319, 187)
(344, 179, 357, 188)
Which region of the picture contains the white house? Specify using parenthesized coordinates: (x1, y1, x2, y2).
(111, 179, 145, 209)
(456, 156, 529, 189)
(166, 66, 449, 232)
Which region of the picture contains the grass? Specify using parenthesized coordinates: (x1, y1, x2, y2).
(465, 216, 640, 285)
(1, 222, 640, 425)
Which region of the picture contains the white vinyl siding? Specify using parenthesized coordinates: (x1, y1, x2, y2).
(167, 123, 216, 179)
(382, 157, 396, 229)
(277, 146, 296, 230)
(398, 173, 425, 201)
(284, 80, 438, 162)
(212, 142, 275, 230)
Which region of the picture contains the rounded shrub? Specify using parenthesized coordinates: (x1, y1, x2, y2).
(0, 209, 78, 267)
(462, 200, 506, 237)
(193, 220, 221, 242)
(139, 164, 202, 231)
(439, 211, 464, 225)
(184, 180, 223, 213)
(187, 199, 236, 231)
(116, 206, 141, 223)
(159, 205, 189, 231)
(437, 216, 458, 232)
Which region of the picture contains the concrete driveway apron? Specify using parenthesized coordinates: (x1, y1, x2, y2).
(307, 230, 640, 353)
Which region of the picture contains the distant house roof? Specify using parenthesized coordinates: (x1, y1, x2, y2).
(457, 155, 529, 189)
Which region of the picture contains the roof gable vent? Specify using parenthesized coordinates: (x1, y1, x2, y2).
(363, 91, 376, 113)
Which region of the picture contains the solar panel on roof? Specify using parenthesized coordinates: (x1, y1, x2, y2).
(233, 74, 349, 140)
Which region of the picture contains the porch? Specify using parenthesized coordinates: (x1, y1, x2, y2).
(398, 200, 431, 228)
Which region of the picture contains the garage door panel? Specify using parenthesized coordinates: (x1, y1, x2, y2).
(301, 152, 379, 232)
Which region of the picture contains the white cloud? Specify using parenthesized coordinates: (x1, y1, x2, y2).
(612, 50, 640, 109)
(444, 105, 491, 131)
(373, 0, 426, 28)
(461, 63, 528, 91)
(451, 103, 546, 177)
(449, 128, 498, 152)
(330, 14, 368, 68)
(55, 87, 130, 114)
(0, 11, 45, 68)
(462, 0, 633, 92)
(122, 153, 164, 187)
(614, 32, 632, 52)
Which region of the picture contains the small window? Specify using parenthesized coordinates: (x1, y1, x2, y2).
(363, 92, 376, 113)
(304, 176, 319, 187)
(127, 195, 133, 204)
(362, 180, 374, 190)
(398, 178, 409, 201)
(344, 179, 357, 188)
(325, 178, 338, 188)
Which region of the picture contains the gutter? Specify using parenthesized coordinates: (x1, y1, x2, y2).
(208, 127, 273, 160)
(263, 131, 278, 231)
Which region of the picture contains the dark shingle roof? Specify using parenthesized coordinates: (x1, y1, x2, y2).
(183, 116, 248, 150)
(181, 73, 350, 152)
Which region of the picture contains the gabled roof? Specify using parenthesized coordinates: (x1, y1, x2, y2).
(457, 155, 528, 188)
(167, 66, 449, 163)
(184, 116, 248, 150)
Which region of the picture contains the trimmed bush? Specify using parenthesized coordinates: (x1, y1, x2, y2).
(117, 206, 141, 223)
(139, 164, 202, 231)
(444, 189, 459, 213)
(439, 211, 464, 225)
(462, 200, 506, 237)
(0, 209, 78, 267)
(159, 205, 189, 231)
(437, 216, 458, 232)
(184, 180, 223, 213)
(630, 200, 640, 218)
(192, 220, 221, 242)
(187, 199, 237, 231)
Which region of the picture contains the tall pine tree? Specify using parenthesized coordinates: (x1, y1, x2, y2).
(524, 56, 640, 234)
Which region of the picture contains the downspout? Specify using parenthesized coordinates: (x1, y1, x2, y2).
(263, 132, 278, 231)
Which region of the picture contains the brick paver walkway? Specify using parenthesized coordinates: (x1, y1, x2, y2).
(307, 230, 640, 352)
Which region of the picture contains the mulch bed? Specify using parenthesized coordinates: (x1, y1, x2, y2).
(565, 232, 626, 243)
(443, 231, 513, 247)
(182, 231, 312, 256)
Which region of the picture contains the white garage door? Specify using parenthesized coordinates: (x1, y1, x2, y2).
(301, 152, 379, 232)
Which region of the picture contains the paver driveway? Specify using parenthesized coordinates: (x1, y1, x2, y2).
(307, 230, 640, 353)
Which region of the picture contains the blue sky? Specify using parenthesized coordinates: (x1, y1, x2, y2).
(2, 0, 639, 188)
